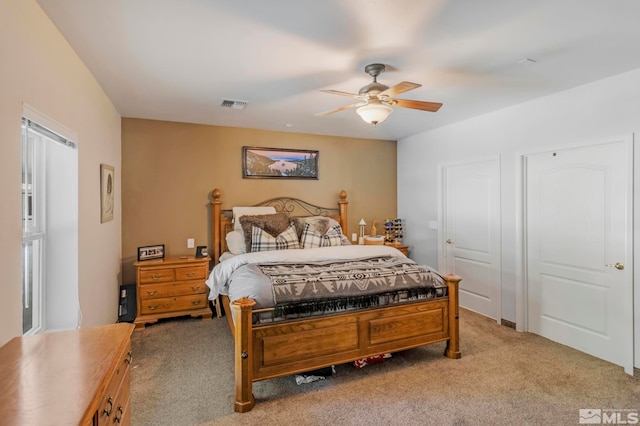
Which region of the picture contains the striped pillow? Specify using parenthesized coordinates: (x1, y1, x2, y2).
(300, 223, 343, 249)
(251, 223, 300, 252)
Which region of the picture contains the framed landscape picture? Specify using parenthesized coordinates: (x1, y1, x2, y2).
(242, 147, 319, 179)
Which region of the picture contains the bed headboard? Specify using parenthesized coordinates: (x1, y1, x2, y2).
(210, 188, 348, 264)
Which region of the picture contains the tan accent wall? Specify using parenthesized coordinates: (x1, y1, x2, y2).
(0, 0, 122, 345)
(122, 118, 397, 283)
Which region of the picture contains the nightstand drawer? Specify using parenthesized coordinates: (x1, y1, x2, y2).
(139, 294, 208, 315)
(175, 265, 207, 281)
(139, 268, 174, 284)
(139, 281, 207, 299)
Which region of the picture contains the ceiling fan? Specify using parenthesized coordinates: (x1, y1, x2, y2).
(315, 63, 442, 125)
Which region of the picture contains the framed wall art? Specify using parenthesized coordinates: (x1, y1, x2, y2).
(242, 146, 319, 179)
(137, 244, 165, 261)
(100, 164, 114, 223)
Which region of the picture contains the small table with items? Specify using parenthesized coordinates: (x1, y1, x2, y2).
(385, 242, 409, 257)
(133, 256, 212, 329)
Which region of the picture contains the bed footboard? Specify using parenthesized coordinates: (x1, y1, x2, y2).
(230, 274, 461, 413)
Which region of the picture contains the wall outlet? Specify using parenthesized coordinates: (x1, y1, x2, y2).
(187, 238, 195, 249)
(351, 233, 358, 242)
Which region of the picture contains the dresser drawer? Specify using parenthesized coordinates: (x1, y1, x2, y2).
(175, 265, 207, 281)
(97, 342, 132, 425)
(139, 294, 209, 315)
(139, 268, 174, 284)
(139, 280, 207, 299)
(111, 367, 131, 426)
(118, 395, 131, 426)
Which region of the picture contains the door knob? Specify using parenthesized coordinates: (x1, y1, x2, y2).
(446, 239, 453, 244)
(605, 262, 624, 270)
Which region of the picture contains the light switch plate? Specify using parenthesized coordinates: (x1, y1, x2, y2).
(187, 238, 195, 248)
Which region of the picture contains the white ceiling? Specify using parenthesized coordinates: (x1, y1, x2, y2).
(37, 0, 640, 141)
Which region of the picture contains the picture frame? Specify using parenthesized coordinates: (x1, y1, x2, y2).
(137, 244, 165, 261)
(242, 146, 319, 179)
(100, 164, 115, 223)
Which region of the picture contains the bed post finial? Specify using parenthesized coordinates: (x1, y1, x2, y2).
(338, 189, 348, 235)
(213, 188, 222, 201)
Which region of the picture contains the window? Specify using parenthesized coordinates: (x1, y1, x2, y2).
(21, 112, 79, 335)
(22, 118, 45, 334)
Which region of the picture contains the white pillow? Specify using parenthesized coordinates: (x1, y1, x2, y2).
(225, 230, 246, 255)
(232, 206, 276, 231)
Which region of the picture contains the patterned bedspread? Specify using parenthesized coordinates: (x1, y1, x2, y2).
(206, 245, 449, 321)
(258, 255, 447, 316)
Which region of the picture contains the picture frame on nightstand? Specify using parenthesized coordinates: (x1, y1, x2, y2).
(137, 244, 165, 261)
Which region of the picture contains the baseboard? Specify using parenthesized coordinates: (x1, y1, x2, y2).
(500, 318, 516, 329)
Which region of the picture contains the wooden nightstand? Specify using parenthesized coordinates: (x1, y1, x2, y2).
(385, 242, 409, 257)
(133, 256, 212, 329)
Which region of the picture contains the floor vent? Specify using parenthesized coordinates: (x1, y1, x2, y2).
(221, 99, 248, 110)
(500, 318, 516, 329)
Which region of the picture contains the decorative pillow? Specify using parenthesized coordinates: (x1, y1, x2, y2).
(239, 212, 291, 252)
(300, 223, 343, 249)
(251, 223, 300, 252)
(232, 206, 276, 231)
(225, 230, 246, 255)
(291, 216, 331, 238)
(292, 216, 351, 245)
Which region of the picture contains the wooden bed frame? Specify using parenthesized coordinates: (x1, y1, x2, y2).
(210, 188, 461, 413)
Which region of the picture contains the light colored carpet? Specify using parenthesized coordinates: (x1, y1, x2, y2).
(130, 309, 639, 425)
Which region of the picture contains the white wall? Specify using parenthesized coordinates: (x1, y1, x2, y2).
(0, 0, 122, 345)
(398, 68, 640, 368)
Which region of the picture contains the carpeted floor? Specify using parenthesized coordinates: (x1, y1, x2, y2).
(130, 309, 639, 425)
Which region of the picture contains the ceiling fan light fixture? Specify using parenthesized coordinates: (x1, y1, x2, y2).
(356, 102, 393, 125)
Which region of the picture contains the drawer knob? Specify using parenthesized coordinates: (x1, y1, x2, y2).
(103, 396, 114, 416)
(190, 285, 200, 291)
(147, 304, 159, 311)
(186, 272, 196, 277)
(114, 405, 124, 423)
(146, 290, 158, 296)
(192, 299, 202, 306)
(125, 351, 133, 364)
(150, 275, 161, 280)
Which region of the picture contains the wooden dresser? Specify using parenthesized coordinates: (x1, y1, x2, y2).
(0, 323, 134, 425)
(133, 256, 212, 329)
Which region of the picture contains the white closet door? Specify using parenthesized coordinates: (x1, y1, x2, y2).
(442, 158, 501, 320)
(525, 139, 633, 373)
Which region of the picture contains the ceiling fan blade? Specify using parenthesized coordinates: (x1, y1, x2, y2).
(392, 98, 442, 112)
(379, 81, 421, 98)
(320, 89, 361, 98)
(314, 103, 362, 116)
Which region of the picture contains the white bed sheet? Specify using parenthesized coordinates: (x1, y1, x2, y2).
(205, 244, 406, 301)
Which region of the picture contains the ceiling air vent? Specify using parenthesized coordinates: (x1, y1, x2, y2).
(221, 99, 248, 110)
